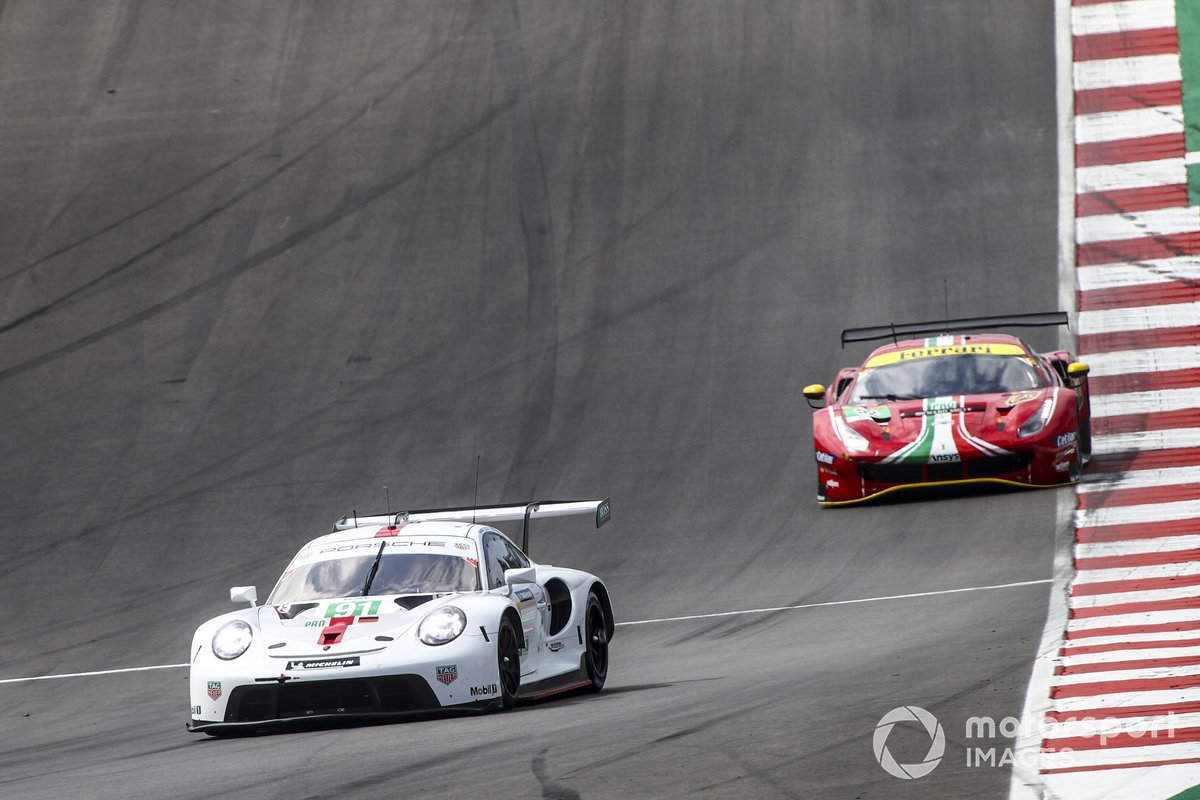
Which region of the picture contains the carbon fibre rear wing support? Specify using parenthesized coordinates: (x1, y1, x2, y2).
(840, 311, 1069, 347)
(334, 498, 611, 553)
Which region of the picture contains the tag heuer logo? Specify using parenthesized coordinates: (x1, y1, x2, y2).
(207, 681, 221, 701)
(436, 665, 457, 685)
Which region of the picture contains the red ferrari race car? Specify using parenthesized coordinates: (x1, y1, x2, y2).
(803, 312, 1091, 506)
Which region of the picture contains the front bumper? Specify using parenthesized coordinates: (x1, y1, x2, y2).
(187, 673, 492, 733)
(189, 630, 502, 733)
(815, 442, 1079, 506)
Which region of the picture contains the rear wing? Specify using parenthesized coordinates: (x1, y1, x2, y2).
(334, 498, 611, 553)
(840, 311, 1069, 347)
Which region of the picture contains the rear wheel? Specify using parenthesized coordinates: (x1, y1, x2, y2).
(583, 592, 609, 692)
(496, 617, 520, 710)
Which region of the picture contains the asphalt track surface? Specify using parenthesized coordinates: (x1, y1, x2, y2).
(0, 2, 1062, 798)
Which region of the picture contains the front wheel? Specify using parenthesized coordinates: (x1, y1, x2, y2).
(1077, 416, 1093, 465)
(583, 592, 609, 692)
(496, 617, 520, 710)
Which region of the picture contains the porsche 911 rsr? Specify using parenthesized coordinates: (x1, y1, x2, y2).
(803, 313, 1091, 506)
(187, 499, 613, 734)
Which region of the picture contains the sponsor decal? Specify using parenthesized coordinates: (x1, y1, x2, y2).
(514, 588, 535, 602)
(1055, 431, 1076, 447)
(315, 539, 456, 556)
(1005, 390, 1040, 404)
(207, 681, 222, 701)
(436, 665, 458, 685)
(826, 479, 840, 489)
(865, 343, 1026, 368)
(815, 450, 837, 465)
(596, 498, 611, 528)
(191, 705, 202, 715)
(286, 657, 361, 670)
(358, 616, 379, 623)
(470, 683, 498, 697)
(929, 453, 960, 463)
(900, 405, 983, 418)
(843, 405, 890, 423)
(324, 599, 382, 619)
(1055, 460, 1073, 473)
(304, 619, 325, 628)
(454, 542, 471, 550)
(547, 641, 565, 652)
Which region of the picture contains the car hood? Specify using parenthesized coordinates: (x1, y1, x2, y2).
(257, 592, 462, 654)
(839, 389, 1052, 461)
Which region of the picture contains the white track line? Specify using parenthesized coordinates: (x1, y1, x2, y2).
(1077, 158, 1186, 194)
(1074, 53, 1181, 91)
(1081, 465, 1200, 491)
(1050, 687, 1200, 716)
(1092, 389, 1200, 418)
(1076, 206, 1200, 245)
(1080, 301, 1200, 333)
(1077, 259, 1200, 292)
(1084, 345, 1200, 376)
(1063, 629, 1200, 649)
(1070, 586, 1200, 609)
(1075, 105, 1183, 144)
(614, 578, 1052, 627)
(1077, 534, 1200, 558)
(0, 579, 1052, 685)
(1076, 497, 1200, 528)
(1071, 0, 1178, 37)
(0, 662, 189, 685)
(1092, 428, 1200, 454)
(1059, 644, 1200, 667)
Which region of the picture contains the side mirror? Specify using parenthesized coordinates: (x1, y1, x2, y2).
(1066, 362, 1089, 386)
(504, 567, 536, 586)
(803, 384, 827, 409)
(230, 586, 258, 607)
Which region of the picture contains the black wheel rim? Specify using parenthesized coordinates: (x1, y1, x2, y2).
(587, 604, 608, 677)
(498, 624, 520, 698)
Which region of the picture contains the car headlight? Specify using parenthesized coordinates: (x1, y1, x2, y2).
(1017, 397, 1055, 439)
(212, 620, 253, 660)
(832, 410, 870, 453)
(418, 606, 467, 646)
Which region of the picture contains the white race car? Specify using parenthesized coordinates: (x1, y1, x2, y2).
(187, 499, 613, 734)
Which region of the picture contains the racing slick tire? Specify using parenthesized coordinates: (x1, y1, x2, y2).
(497, 616, 521, 711)
(1078, 417, 1093, 465)
(583, 591, 609, 692)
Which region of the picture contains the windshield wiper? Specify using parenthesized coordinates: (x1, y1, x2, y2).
(360, 541, 387, 596)
(856, 393, 922, 401)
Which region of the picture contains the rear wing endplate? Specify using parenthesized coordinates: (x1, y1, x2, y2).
(335, 498, 611, 553)
(840, 311, 1069, 347)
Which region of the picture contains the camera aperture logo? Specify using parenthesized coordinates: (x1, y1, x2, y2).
(873, 706, 946, 779)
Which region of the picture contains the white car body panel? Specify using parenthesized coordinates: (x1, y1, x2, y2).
(187, 503, 613, 733)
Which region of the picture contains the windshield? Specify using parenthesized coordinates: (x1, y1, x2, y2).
(849, 354, 1045, 403)
(269, 553, 481, 605)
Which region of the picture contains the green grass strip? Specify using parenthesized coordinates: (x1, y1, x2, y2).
(1178, 0, 1200, 204)
(1165, 783, 1200, 800)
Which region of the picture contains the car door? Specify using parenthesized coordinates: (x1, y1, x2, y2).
(482, 532, 545, 675)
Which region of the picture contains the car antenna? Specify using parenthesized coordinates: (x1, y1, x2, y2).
(353, 508, 358, 528)
(384, 485, 392, 524)
(942, 279, 950, 335)
(472, 454, 481, 525)
(890, 322, 898, 346)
